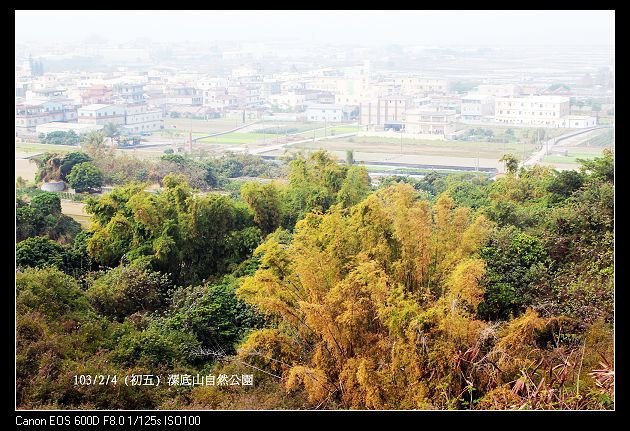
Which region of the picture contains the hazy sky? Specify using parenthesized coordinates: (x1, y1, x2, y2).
(15, 10, 615, 47)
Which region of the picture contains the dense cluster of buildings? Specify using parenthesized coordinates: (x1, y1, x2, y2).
(16, 54, 609, 140)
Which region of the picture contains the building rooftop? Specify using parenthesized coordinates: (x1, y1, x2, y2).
(33, 87, 67, 94)
(19, 98, 63, 107)
(496, 95, 570, 103)
(79, 103, 114, 111)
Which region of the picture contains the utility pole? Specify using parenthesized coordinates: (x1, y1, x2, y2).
(189, 111, 193, 153)
(476, 145, 479, 172)
(546, 131, 549, 156)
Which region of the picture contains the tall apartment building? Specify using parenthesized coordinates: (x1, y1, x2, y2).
(494, 96, 571, 127)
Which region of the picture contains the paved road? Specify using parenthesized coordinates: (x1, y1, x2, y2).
(522, 126, 612, 167)
(192, 121, 261, 142)
(249, 132, 358, 155)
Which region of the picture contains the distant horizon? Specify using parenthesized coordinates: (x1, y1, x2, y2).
(15, 10, 615, 48)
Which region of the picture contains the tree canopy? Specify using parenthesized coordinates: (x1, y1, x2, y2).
(14, 149, 614, 410)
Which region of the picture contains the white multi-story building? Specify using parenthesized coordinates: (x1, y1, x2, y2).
(557, 115, 597, 129)
(202, 87, 228, 107)
(166, 86, 203, 105)
(494, 96, 571, 127)
(78, 103, 163, 133)
(112, 82, 145, 105)
(78, 104, 126, 125)
(360, 96, 412, 129)
(16, 99, 78, 132)
(269, 90, 318, 110)
(122, 104, 163, 134)
(404, 106, 458, 135)
(304, 103, 349, 122)
(205, 94, 239, 111)
(461, 94, 495, 121)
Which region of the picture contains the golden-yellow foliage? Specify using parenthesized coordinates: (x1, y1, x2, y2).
(476, 385, 523, 410)
(237, 329, 301, 375)
(496, 309, 548, 353)
(445, 258, 486, 311)
(286, 366, 331, 405)
(236, 184, 497, 409)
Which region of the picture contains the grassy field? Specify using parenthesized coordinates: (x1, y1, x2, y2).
(596, 116, 614, 125)
(156, 130, 210, 138)
(163, 117, 246, 134)
(15, 142, 78, 154)
(60, 200, 91, 228)
(252, 121, 328, 133)
(541, 147, 602, 165)
(454, 124, 572, 140)
(541, 150, 603, 165)
(293, 135, 538, 160)
(295, 126, 360, 139)
(575, 129, 614, 147)
(197, 132, 278, 144)
(163, 118, 359, 138)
